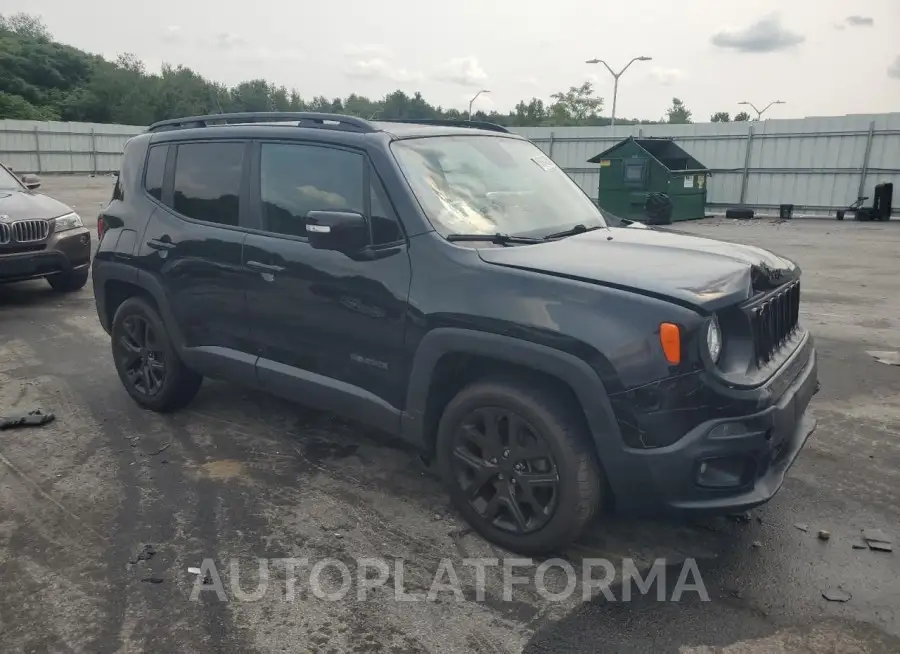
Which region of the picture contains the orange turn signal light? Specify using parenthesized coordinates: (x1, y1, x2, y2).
(659, 323, 681, 365)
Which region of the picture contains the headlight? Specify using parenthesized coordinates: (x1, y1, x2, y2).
(54, 212, 83, 232)
(706, 317, 722, 363)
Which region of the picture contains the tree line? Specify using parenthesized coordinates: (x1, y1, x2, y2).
(1, 13, 749, 127)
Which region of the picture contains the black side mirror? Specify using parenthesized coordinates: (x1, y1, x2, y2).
(306, 210, 368, 253)
(21, 173, 41, 190)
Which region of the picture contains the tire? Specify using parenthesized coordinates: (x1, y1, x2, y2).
(111, 296, 202, 412)
(436, 377, 602, 555)
(47, 268, 89, 292)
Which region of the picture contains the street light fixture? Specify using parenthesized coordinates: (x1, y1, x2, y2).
(468, 89, 490, 119)
(586, 56, 652, 127)
(738, 100, 785, 121)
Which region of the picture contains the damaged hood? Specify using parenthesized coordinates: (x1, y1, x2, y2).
(477, 226, 798, 311)
(0, 190, 72, 222)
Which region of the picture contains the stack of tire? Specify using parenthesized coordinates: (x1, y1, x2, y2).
(644, 192, 673, 225)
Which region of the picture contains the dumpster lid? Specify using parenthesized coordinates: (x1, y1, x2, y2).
(588, 136, 707, 172)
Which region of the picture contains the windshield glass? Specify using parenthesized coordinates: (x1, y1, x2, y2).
(391, 136, 606, 238)
(0, 165, 24, 192)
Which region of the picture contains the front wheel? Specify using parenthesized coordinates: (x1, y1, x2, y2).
(436, 378, 602, 555)
(47, 268, 89, 292)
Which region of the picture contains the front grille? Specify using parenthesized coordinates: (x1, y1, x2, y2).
(11, 219, 50, 243)
(750, 281, 800, 365)
(0, 223, 9, 244)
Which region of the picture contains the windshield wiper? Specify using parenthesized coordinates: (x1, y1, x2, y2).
(542, 223, 604, 240)
(446, 233, 542, 245)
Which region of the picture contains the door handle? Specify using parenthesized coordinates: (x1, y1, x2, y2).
(245, 260, 286, 273)
(146, 238, 175, 250)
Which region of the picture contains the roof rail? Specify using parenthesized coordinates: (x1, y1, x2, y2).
(147, 112, 377, 133)
(378, 118, 511, 134)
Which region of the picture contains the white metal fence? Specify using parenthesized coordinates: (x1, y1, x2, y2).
(517, 113, 900, 215)
(0, 119, 143, 177)
(2, 113, 899, 215)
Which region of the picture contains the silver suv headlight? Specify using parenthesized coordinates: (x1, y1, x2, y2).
(54, 212, 83, 232)
(706, 316, 722, 363)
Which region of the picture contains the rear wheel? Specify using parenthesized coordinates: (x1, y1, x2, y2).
(436, 378, 602, 555)
(111, 296, 202, 412)
(47, 268, 89, 292)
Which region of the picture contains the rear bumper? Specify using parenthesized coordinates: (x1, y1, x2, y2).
(0, 228, 91, 283)
(609, 333, 818, 516)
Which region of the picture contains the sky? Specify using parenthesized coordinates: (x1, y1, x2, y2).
(10, 0, 900, 121)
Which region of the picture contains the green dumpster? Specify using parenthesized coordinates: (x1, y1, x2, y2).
(587, 137, 710, 222)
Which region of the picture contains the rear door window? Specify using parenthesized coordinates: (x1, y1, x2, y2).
(172, 142, 244, 226)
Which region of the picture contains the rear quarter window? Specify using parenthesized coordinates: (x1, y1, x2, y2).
(143, 145, 167, 201)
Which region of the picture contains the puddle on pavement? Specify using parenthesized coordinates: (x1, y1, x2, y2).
(198, 459, 246, 480)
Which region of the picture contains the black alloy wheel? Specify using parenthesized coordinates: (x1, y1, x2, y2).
(450, 407, 560, 535)
(116, 314, 166, 396)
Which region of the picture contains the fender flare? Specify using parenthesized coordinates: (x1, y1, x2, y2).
(92, 258, 188, 353)
(400, 328, 624, 464)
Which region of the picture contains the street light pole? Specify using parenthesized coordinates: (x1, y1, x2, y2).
(738, 100, 785, 121)
(468, 89, 490, 119)
(586, 56, 652, 126)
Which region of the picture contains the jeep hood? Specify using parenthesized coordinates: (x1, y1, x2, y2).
(0, 191, 72, 221)
(476, 227, 799, 311)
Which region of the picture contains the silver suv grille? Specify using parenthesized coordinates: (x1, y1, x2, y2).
(0, 219, 51, 244)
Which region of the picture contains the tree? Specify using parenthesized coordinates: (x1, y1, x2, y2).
(734, 111, 751, 122)
(1, 14, 661, 128)
(710, 111, 730, 123)
(548, 81, 604, 125)
(0, 12, 51, 40)
(666, 97, 692, 124)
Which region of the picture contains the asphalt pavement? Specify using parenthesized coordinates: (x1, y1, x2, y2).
(0, 176, 898, 653)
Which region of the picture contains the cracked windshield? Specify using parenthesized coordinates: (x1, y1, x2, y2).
(391, 136, 607, 238)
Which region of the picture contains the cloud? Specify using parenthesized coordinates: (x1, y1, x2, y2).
(342, 44, 392, 58)
(434, 57, 488, 86)
(889, 56, 900, 80)
(711, 15, 805, 53)
(519, 76, 540, 87)
(344, 58, 423, 83)
(160, 25, 182, 44)
(845, 15, 874, 27)
(647, 67, 684, 86)
(212, 32, 247, 50)
(242, 47, 305, 63)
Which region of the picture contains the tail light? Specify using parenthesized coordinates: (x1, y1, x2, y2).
(97, 215, 105, 240)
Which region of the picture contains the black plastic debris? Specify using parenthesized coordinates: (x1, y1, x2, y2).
(822, 588, 851, 602)
(141, 577, 164, 584)
(862, 529, 893, 552)
(129, 544, 156, 565)
(0, 409, 56, 430)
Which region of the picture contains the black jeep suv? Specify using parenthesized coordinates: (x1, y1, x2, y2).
(93, 112, 818, 554)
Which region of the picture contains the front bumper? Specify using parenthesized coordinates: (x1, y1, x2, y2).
(610, 333, 819, 516)
(0, 228, 91, 283)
